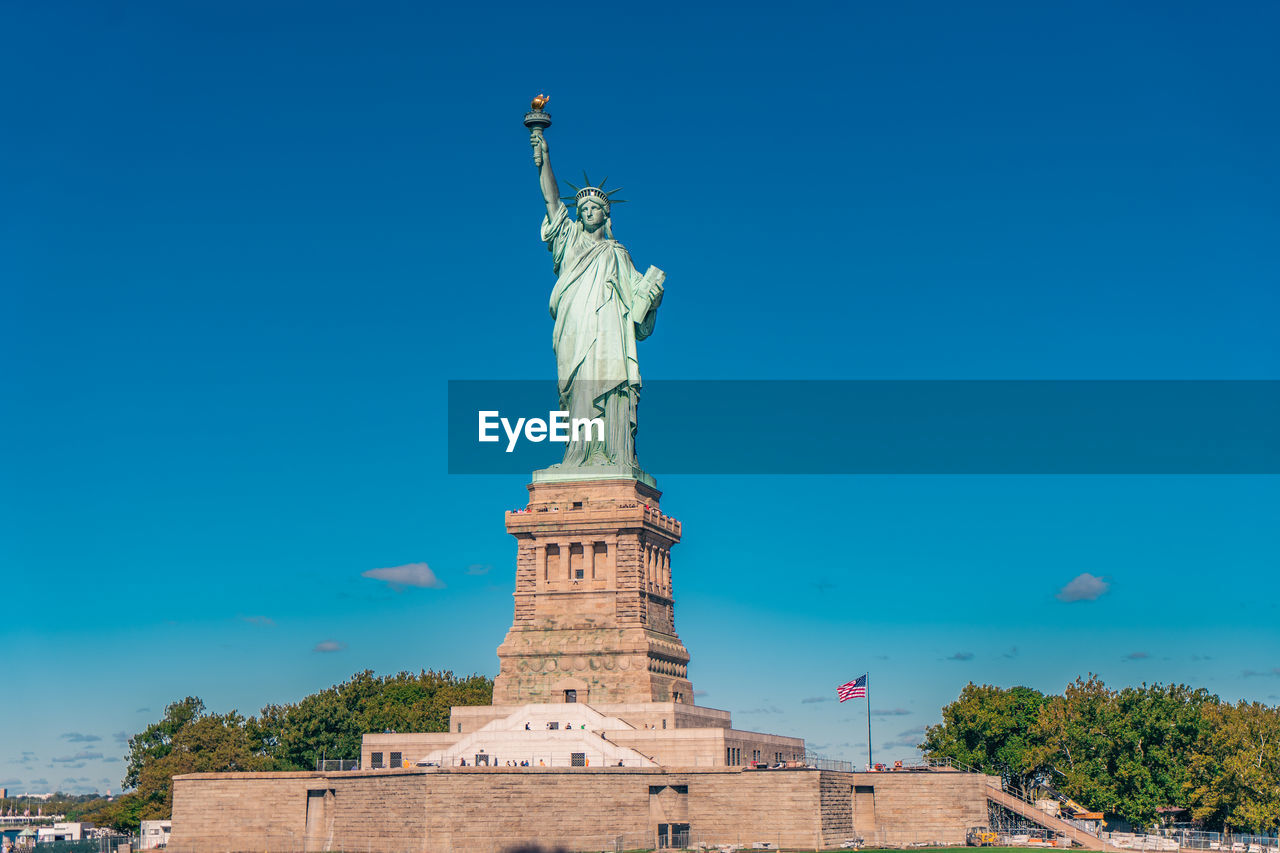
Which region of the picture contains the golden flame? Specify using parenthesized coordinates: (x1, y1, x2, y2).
(531, 94, 550, 110)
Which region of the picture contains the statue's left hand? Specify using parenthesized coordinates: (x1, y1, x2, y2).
(642, 265, 666, 300)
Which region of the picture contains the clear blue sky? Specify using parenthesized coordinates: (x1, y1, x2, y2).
(2, 1, 1277, 795)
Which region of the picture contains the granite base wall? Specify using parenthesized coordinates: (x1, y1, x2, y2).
(169, 767, 992, 853)
(847, 771, 997, 846)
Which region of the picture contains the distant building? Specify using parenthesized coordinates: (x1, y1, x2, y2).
(141, 820, 172, 849)
(36, 824, 85, 843)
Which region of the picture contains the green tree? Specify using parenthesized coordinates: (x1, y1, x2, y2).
(253, 686, 362, 772)
(1187, 701, 1280, 833)
(87, 701, 271, 829)
(1105, 683, 1218, 827)
(101, 669, 494, 827)
(1029, 676, 1223, 828)
(250, 669, 493, 771)
(123, 696, 205, 790)
(1030, 674, 1125, 815)
(921, 682, 1049, 790)
(78, 793, 150, 833)
(928, 674, 1275, 831)
(138, 711, 273, 813)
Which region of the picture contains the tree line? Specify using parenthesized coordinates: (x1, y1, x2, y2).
(920, 675, 1280, 833)
(80, 669, 492, 830)
(77, 669, 1278, 834)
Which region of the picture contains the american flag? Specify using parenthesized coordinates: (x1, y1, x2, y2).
(837, 674, 867, 702)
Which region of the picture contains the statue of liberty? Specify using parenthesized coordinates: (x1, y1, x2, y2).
(527, 99, 665, 480)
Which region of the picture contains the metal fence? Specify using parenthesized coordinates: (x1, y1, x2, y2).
(833, 827, 982, 848)
(316, 758, 359, 770)
(1154, 829, 1280, 853)
(1104, 832, 1181, 851)
(27, 839, 135, 853)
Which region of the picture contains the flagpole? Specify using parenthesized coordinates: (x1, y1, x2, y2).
(866, 672, 872, 770)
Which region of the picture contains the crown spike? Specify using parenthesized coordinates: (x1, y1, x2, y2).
(598, 175, 609, 190)
(583, 171, 592, 189)
(605, 186, 624, 196)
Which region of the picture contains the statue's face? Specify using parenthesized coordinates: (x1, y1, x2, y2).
(578, 200, 607, 232)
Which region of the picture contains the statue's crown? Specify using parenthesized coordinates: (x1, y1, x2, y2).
(562, 172, 628, 210)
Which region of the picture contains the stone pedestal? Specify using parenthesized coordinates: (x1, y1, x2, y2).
(493, 478, 693, 705)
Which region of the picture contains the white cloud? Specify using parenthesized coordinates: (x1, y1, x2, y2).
(361, 562, 446, 590)
(801, 696, 832, 704)
(313, 640, 346, 653)
(58, 777, 99, 794)
(883, 725, 929, 752)
(240, 615, 275, 626)
(948, 651, 974, 661)
(1124, 651, 1150, 660)
(882, 739, 926, 751)
(464, 564, 491, 576)
(60, 733, 101, 743)
(52, 751, 102, 764)
(1056, 572, 1109, 602)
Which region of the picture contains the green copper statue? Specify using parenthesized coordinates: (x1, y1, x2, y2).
(526, 97, 666, 481)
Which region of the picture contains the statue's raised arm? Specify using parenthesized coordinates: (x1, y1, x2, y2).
(530, 129, 562, 222)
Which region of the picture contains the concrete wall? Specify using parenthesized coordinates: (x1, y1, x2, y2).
(846, 770, 995, 846)
(170, 766, 993, 853)
(170, 772, 315, 850)
(590, 700, 732, 729)
(684, 770, 824, 850)
(361, 733, 458, 768)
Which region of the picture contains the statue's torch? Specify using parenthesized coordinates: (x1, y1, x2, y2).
(524, 94, 552, 166)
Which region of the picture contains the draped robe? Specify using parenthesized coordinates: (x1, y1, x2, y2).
(542, 205, 661, 468)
